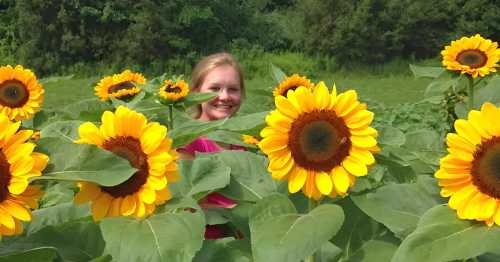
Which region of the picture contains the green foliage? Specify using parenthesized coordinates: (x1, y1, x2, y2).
(249, 194, 345, 262)
(392, 205, 500, 262)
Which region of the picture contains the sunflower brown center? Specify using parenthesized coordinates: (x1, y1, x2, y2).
(0, 80, 30, 108)
(0, 151, 12, 202)
(282, 86, 299, 96)
(109, 81, 135, 94)
(471, 137, 500, 198)
(288, 110, 351, 172)
(101, 136, 149, 197)
(457, 50, 488, 68)
(165, 85, 182, 93)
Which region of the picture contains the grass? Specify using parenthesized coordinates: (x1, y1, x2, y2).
(41, 52, 435, 115)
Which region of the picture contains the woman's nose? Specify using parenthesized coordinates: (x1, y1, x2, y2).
(218, 88, 230, 100)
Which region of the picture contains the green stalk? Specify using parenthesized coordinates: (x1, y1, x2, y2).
(304, 198, 319, 262)
(168, 104, 174, 130)
(467, 76, 475, 110)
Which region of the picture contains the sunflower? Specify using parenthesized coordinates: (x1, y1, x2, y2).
(74, 106, 179, 221)
(158, 79, 189, 102)
(95, 70, 145, 101)
(0, 114, 48, 236)
(435, 102, 500, 226)
(273, 74, 314, 97)
(241, 134, 260, 145)
(441, 34, 500, 78)
(259, 83, 378, 200)
(0, 65, 44, 121)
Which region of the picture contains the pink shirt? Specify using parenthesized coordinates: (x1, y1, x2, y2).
(181, 137, 245, 155)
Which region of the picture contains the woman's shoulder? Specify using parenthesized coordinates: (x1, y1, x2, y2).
(180, 137, 222, 154)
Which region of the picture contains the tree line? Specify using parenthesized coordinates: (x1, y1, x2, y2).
(0, 0, 498, 75)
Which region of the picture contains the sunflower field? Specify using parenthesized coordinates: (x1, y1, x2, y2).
(0, 34, 500, 262)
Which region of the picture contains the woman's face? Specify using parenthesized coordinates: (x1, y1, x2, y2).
(197, 65, 242, 121)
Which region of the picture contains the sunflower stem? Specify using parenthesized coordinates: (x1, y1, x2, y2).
(467, 76, 475, 110)
(168, 104, 174, 130)
(304, 198, 319, 262)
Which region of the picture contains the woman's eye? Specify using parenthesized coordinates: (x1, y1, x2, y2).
(209, 87, 220, 92)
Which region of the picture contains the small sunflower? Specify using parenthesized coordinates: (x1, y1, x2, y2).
(241, 134, 260, 145)
(158, 79, 189, 102)
(259, 83, 378, 200)
(0, 65, 44, 121)
(441, 34, 500, 78)
(273, 74, 314, 97)
(435, 102, 500, 226)
(74, 106, 179, 221)
(0, 114, 48, 236)
(95, 70, 145, 101)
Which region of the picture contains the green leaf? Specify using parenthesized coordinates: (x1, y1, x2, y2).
(39, 75, 74, 84)
(249, 194, 344, 262)
(270, 63, 287, 84)
(169, 157, 231, 197)
(109, 91, 146, 109)
(193, 238, 252, 262)
(392, 205, 500, 262)
(39, 182, 75, 207)
(350, 240, 398, 262)
(0, 248, 58, 262)
(378, 126, 406, 146)
(315, 242, 342, 262)
(332, 198, 399, 261)
(100, 206, 205, 262)
(220, 111, 268, 134)
(40, 120, 84, 141)
(409, 65, 445, 79)
(180, 92, 218, 108)
(474, 75, 500, 107)
(424, 78, 459, 97)
(213, 151, 279, 201)
(26, 202, 91, 234)
(34, 137, 136, 186)
(59, 98, 112, 121)
(169, 118, 227, 148)
(351, 176, 444, 239)
(206, 130, 254, 148)
(0, 221, 104, 262)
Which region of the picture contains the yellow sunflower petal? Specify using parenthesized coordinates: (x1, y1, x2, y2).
(288, 168, 307, 193)
(315, 172, 333, 195)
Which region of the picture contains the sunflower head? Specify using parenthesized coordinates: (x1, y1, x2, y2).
(259, 83, 378, 200)
(441, 34, 500, 78)
(158, 79, 189, 102)
(0, 65, 44, 121)
(273, 74, 314, 97)
(435, 102, 500, 226)
(95, 70, 146, 101)
(0, 113, 48, 236)
(74, 106, 180, 221)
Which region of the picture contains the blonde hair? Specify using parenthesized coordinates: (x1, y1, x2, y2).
(190, 52, 245, 118)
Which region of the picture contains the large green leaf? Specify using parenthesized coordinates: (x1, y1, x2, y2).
(38, 182, 75, 207)
(26, 202, 91, 234)
(34, 137, 136, 186)
(193, 238, 252, 262)
(100, 202, 205, 262)
(213, 151, 279, 201)
(59, 97, 112, 121)
(0, 248, 58, 262)
(409, 65, 445, 79)
(474, 75, 500, 106)
(0, 221, 104, 262)
(249, 194, 344, 262)
(169, 157, 231, 197)
(351, 176, 443, 239)
(392, 205, 500, 262)
(180, 92, 218, 108)
(378, 126, 405, 146)
(40, 120, 83, 140)
(332, 198, 399, 261)
(169, 118, 227, 148)
(220, 111, 268, 134)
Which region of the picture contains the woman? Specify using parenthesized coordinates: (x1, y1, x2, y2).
(179, 52, 245, 239)
(180, 52, 245, 158)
